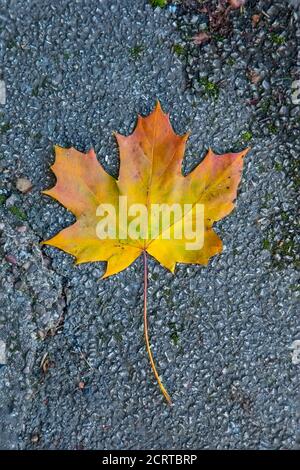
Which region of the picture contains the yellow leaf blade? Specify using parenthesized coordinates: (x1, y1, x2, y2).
(147, 228, 222, 272)
(42, 219, 141, 276)
(43, 146, 118, 217)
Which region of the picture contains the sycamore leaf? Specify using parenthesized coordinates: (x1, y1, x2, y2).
(42, 101, 249, 404)
(42, 101, 248, 277)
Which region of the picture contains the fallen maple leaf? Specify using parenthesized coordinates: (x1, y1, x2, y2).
(42, 101, 249, 403)
(252, 13, 261, 27)
(228, 0, 246, 9)
(247, 68, 262, 85)
(193, 31, 211, 46)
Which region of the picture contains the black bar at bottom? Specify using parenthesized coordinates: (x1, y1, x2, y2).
(0, 448, 297, 465)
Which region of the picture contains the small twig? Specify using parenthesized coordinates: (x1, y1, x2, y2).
(261, 10, 270, 19)
(78, 350, 94, 371)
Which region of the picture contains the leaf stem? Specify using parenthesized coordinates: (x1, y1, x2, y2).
(143, 250, 172, 405)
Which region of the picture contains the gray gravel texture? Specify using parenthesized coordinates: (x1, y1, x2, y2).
(0, 0, 299, 450)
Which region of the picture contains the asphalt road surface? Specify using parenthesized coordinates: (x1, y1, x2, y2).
(0, 0, 299, 449)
